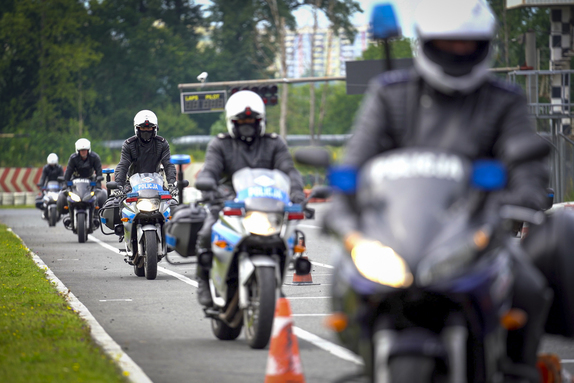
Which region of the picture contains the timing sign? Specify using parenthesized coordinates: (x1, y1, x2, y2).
(180, 91, 226, 114)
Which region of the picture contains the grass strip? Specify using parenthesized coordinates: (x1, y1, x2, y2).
(0, 224, 128, 383)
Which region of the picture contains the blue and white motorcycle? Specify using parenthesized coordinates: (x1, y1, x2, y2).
(107, 173, 174, 280)
(195, 168, 327, 349)
(40, 180, 62, 227)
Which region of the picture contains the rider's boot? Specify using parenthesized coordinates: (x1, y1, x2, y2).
(196, 249, 213, 307)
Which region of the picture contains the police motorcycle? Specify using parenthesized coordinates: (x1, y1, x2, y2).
(58, 175, 103, 243)
(104, 172, 175, 280)
(193, 168, 328, 349)
(37, 180, 62, 227)
(294, 140, 574, 383)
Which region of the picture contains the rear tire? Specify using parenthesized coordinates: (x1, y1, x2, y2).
(144, 231, 158, 280)
(77, 213, 87, 243)
(244, 266, 276, 349)
(211, 318, 242, 341)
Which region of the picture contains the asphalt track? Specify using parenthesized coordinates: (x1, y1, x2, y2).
(2, 203, 574, 382)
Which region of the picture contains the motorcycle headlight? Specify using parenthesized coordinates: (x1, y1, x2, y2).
(136, 198, 160, 212)
(68, 192, 81, 202)
(416, 228, 490, 287)
(243, 211, 282, 236)
(350, 239, 413, 288)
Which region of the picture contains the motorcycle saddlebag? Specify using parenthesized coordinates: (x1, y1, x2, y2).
(99, 197, 122, 231)
(164, 204, 207, 257)
(522, 209, 574, 338)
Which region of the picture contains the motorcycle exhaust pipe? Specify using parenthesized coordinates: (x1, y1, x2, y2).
(219, 290, 239, 322)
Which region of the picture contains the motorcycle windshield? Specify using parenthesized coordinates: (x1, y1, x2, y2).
(71, 178, 93, 196)
(232, 168, 291, 212)
(129, 173, 164, 197)
(46, 181, 60, 191)
(357, 148, 475, 267)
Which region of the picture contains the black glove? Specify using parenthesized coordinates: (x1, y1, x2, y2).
(304, 207, 315, 220)
(290, 190, 306, 205)
(111, 185, 124, 196)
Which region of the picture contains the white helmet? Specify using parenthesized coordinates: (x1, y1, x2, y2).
(133, 110, 158, 142)
(413, 0, 496, 94)
(75, 138, 91, 153)
(47, 153, 58, 165)
(225, 90, 266, 142)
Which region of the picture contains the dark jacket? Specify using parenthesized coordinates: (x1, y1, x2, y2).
(64, 152, 102, 182)
(197, 133, 305, 202)
(329, 69, 549, 237)
(115, 135, 176, 188)
(39, 164, 64, 186)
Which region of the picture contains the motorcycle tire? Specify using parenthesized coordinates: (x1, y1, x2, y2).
(48, 207, 58, 227)
(244, 266, 276, 349)
(386, 356, 436, 383)
(77, 213, 87, 243)
(134, 260, 145, 277)
(211, 318, 242, 341)
(143, 231, 158, 280)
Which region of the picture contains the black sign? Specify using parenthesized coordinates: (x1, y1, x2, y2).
(180, 91, 226, 114)
(345, 58, 413, 95)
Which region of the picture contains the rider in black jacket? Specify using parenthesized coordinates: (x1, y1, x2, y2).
(38, 153, 64, 187)
(328, 1, 551, 381)
(195, 90, 306, 306)
(114, 110, 177, 195)
(58, 138, 107, 216)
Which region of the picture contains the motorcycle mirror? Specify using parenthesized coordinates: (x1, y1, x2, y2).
(106, 182, 118, 190)
(195, 178, 216, 192)
(57, 176, 65, 182)
(504, 135, 551, 167)
(96, 176, 104, 182)
(178, 180, 190, 188)
(294, 148, 331, 168)
(309, 185, 332, 200)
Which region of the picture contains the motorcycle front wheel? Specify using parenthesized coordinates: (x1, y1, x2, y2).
(211, 318, 242, 341)
(386, 356, 436, 383)
(244, 266, 276, 349)
(77, 213, 87, 243)
(143, 231, 158, 280)
(48, 206, 58, 227)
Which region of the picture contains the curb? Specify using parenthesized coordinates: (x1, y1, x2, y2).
(7, 228, 153, 383)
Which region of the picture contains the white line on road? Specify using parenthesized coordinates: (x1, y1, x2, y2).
(293, 327, 363, 365)
(99, 299, 133, 302)
(311, 261, 334, 269)
(57, 259, 80, 261)
(298, 224, 322, 229)
(89, 234, 357, 365)
(288, 296, 330, 300)
(292, 314, 329, 317)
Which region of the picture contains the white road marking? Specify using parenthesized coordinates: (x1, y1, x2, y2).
(8, 230, 153, 383)
(298, 224, 322, 229)
(311, 261, 334, 269)
(99, 299, 133, 302)
(561, 360, 574, 363)
(57, 259, 80, 261)
(292, 314, 329, 317)
(293, 327, 363, 365)
(88, 235, 122, 254)
(288, 296, 330, 300)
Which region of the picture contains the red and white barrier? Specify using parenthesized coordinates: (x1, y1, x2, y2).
(0, 168, 43, 192)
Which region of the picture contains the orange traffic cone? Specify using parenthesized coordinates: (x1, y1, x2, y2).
(537, 353, 574, 383)
(264, 297, 305, 383)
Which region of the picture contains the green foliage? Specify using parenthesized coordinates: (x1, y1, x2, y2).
(361, 38, 414, 60)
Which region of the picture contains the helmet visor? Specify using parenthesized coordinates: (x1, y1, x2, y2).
(423, 40, 490, 77)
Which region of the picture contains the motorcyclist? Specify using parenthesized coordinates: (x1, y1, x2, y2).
(327, 1, 552, 381)
(57, 138, 107, 216)
(195, 90, 306, 306)
(36, 153, 64, 217)
(114, 109, 177, 196)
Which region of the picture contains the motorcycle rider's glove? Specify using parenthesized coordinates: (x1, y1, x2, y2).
(111, 185, 124, 196)
(168, 183, 178, 197)
(290, 190, 306, 205)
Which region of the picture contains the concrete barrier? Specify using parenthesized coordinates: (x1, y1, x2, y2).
(2, 192, 14, 205)
(13, 192, 26, 205)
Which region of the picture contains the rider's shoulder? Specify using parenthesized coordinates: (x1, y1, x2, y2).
(153, 135, 166, 142)
(216, 133, 232, 139)
(125, 135, 138, 144)
(376, 69, 413, 87)
(487, 77, 524, 95)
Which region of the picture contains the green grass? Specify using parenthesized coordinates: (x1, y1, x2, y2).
(0, 205, 36, 209)
(0, 224, 128, 383)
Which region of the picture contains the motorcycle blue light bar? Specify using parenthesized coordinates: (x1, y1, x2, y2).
(127, 192, 139, 198)
(370, 3, 401, 40)
(158, 191, 170, 196)
(170, 154, 191, 165)
(224, 201, 245, 209)
(90, 182, 96, 186)
(328, 165, 357, 194)
(285, 204, 302, 212)
(102, 168, 115, 174)
(472, 160, 507, 191)
(67, 181, 73, 186)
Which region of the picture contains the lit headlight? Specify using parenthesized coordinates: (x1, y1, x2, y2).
(243, 212, 282, 236)
(68, 192, 81, 202)
(136, 198, 160, 212)
(351, 240, 413, 288)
